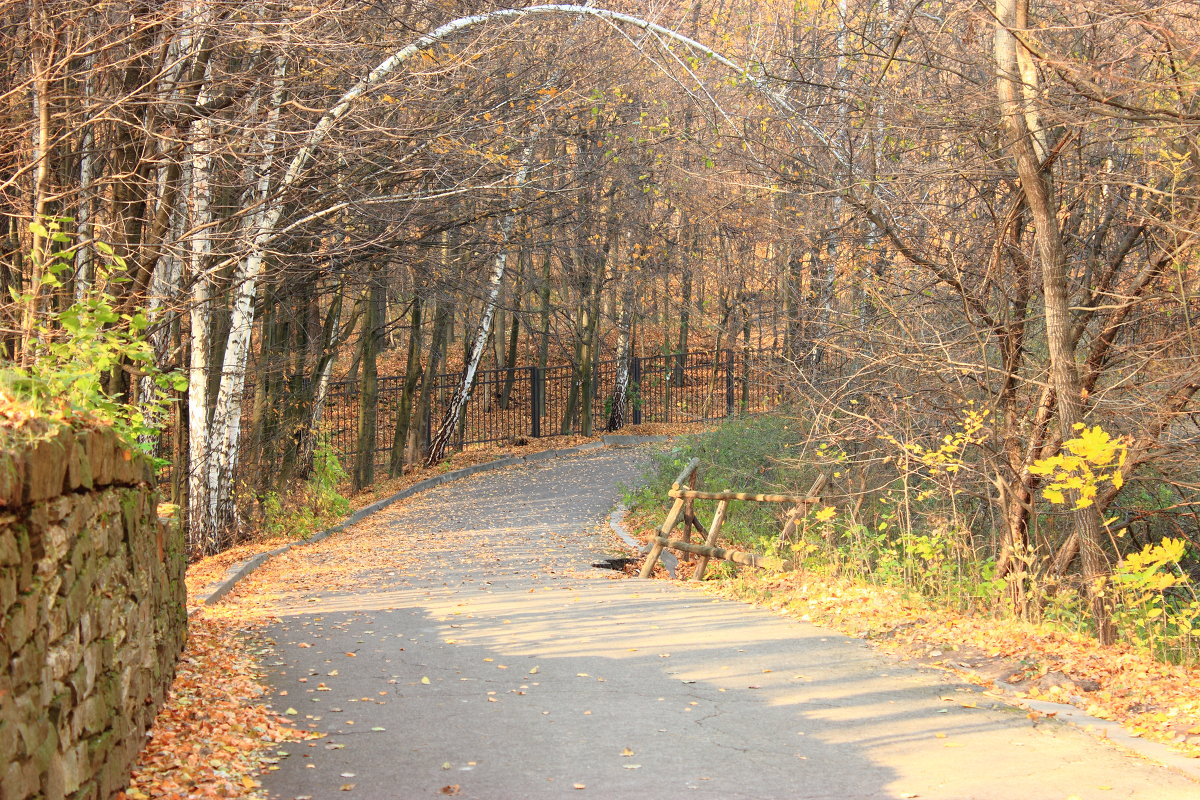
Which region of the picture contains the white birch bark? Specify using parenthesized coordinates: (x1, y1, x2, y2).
(204, 54, 289, 534)
(187, 3, 850, 543)
(183, 0, 221, 551)
(74, 50, 98, 301)
(186, 112, 215, 549)
(425, 151, 533, 464)
(607, 267, 636, 431)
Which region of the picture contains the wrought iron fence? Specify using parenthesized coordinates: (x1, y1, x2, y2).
(325, 346, 787, 469)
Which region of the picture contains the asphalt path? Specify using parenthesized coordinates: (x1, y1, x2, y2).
(253, 446, 1198, 799)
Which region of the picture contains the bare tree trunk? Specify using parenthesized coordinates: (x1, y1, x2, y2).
(353, 273, 384, 490)
(995, 0, 1112, 643)
(389, 293, 423, 476)
(297, 280, 346, 477)
(185, 110, 216, 554)
(580, 185, 619, 436)
(413, 298, 451, 461)
(674, 233, 692, 387)
(500, 290, 520, 410)
(607, 266, 637, 431)
(426, 137, 536, 463)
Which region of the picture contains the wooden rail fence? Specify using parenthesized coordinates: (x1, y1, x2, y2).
(638, 458, 826, 579)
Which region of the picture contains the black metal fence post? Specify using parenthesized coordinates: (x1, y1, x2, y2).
(531, 366, 542, 438)
(725, 348, 735, 416)
(423, 398, 432, 453)
(315, 345, 790, 468)
(631, 356, 643, 425)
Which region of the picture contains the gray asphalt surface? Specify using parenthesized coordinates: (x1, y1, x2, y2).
(255, 446, 1198, 799)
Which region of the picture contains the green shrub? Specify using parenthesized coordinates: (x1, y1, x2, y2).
(1, 228, 184, 460)
(260, 438, 349, 539)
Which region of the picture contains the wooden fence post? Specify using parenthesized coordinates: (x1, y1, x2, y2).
(693, 499, 730, 581)
(639, 458, 700, 578)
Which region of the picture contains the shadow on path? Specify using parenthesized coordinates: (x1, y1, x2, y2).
(240, 447, 1196, 800)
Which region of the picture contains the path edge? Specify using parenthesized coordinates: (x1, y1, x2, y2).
(196, 434, 673, 606)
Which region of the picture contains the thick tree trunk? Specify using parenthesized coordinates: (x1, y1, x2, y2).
(995, 0, 1113, 643)
(186, 113, 217, 555)
(389, 294, 423, 477)
(353, 275, 384, 490)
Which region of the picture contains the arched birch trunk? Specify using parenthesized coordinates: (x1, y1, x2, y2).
(184, 3, 845, 548)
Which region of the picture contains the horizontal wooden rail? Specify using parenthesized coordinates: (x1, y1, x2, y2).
(669, 488, 819, 504)
(654, 536, 762, 568)
(670, 458, 701, 489)
(640, 464, 829, 580)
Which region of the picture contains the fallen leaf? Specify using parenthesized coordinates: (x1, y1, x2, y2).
(440, 786, 461, 796)
(421, 677, 431, 685)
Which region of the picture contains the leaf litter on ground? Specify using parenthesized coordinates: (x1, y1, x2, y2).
(118, 611, 318, 800)
(697, 568, 1200, 758)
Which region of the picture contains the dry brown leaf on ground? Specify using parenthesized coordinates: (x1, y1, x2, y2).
(700, 570, 1200, 759)
(119, 612, 318, 800)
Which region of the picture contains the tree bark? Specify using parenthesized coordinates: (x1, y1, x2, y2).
(995, 0, 1113, 643)
(389, 293, 423, 477)
(353, 273, 384, 490)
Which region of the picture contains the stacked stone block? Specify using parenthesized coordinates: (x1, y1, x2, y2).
(1, 424, 186, 800)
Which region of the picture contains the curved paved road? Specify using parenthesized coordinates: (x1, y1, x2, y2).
(241, 446, 1197, 799)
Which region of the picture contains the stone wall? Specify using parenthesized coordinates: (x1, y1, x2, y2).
(1, 424, 187, 800)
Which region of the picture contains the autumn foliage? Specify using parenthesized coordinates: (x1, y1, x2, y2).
(120, 613, 313, 800)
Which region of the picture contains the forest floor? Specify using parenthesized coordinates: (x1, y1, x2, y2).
(128, 443, 1200, 799)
